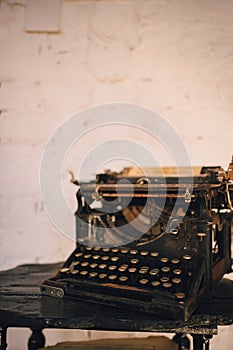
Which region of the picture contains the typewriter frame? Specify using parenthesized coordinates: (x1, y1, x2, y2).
(41, 165, 233, 321)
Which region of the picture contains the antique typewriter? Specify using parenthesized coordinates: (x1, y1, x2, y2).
(41, 158, 233, 320)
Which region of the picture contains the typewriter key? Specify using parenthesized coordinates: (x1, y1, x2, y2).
(81, 261, 89, 267)
(151, 251, 159, 257)
(80, 270, 88, 276)
(171, 258, 180, 265)
(71, 269, 79, 275)
(149, 268, 159, 276)
(101, 256, 110, 261)
(111, 248, 119, 253)
(118, 264, 128, 272)
(84, 254, 92, 259)
(108, 265, 117, 271)
(99, 273, 107, 279)
(93, 255, 100, 260)
(139, 279, 149, 285)
(161, 266, 171, 273)
(162, 282, 172, 288)
(93, 247, 101, 251)
(183, 254, 192, 260)
(121, 248, 128, 254)
(160, 257, 169, 263)
(128, 267, 137, 273)
(99, 264, 107, 269)
(130, 258, 139, 264)
(160, 277, 169, 283)
(140, 251, 148, 256)
(108, 275, 117, 281)
(75, 253, 83, 258)
(90, 263, 98, 269)
(111, 256, 119, 262)
(102, 248, 110, 252)
(151, 281, 161, 287)
(175, 292, 186, 300)
(119, 276, 128, 282)
(89, 272, 98, 278)
(85, 246, 92, 251)
(173, 269, 182, 275)
(130, 249, 138, 255)
(59, 268, 70, 273)
(139, 266, 149, 274)
(172, 277, 182, 285)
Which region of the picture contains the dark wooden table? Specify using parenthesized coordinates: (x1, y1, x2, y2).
(0, 263, 232, 350)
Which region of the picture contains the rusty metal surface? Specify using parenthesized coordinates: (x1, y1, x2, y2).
(0, 263, 232, 334)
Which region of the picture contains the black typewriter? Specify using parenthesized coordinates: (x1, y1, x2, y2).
(41, 158, 233, 320)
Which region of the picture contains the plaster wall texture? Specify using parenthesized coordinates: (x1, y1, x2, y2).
(0, 0, 233, 348)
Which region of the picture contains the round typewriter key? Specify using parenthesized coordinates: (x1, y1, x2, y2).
(139, 267, 149, 274)
(108, 265, 117, 271)
(93, 247, 101, 251)
(99, 264, 107, 269)
(90, 263, 98, 269)
(59, 268, 70, 273)
(101, 255, 110, 261)
(81, 261, 89, 267)
(119, 276, 128, 282)
(84, 254, 92, 259)
(99, 273, 107, 279)
(139, 279, 149, 285)
(160, 257, 169, 263)
(80, 270, 88, 276)
(118, 264, 128, 272)
(102, 248, 110, 252)
(140, 251, 148, 256)
(149, 268, 159, 276)
(92, 255, 100, 260)
(175, 292, 186, 300)
(151, 251, 159, 257)
(71, 270, 79, 275)
(75, 252, 83, 258)
(85, 246, 92, 251)
(161, 266, 171, 273)
(162, 282, 172, 288)
(173, 269, 182, 275)
(183, 254, 192, 260)
(89, 272, 98, 278)
(128, 267, 137, 273)
(72, 261, 80, 266)
(171, 258, 180, 265)
(130, 258, 139, 264)
(108, 275, 117, 281)
(172, 278, 182, 285)
(151, 281, 161, 287)
(160, 277, 169, 283)
(130, 249, 138, 255)
(111, 248, 119, 253)
(121, 248, 128, 254)
(111, 256, 119, 262)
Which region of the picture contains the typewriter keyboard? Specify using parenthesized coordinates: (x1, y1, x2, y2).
(58, 246, 194, 302)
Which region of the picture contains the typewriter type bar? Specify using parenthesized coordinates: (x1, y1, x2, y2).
(41, 159, 233, 320)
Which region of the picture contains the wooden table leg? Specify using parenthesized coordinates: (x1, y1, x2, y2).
(0, 327, 7, 350)
(192, 334, 213, 350)
(28, 328, 45, 350)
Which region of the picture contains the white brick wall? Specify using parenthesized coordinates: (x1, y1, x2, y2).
(1, 0, 233, 348)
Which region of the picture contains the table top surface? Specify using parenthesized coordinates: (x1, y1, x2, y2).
(0, 263, 233, 334)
